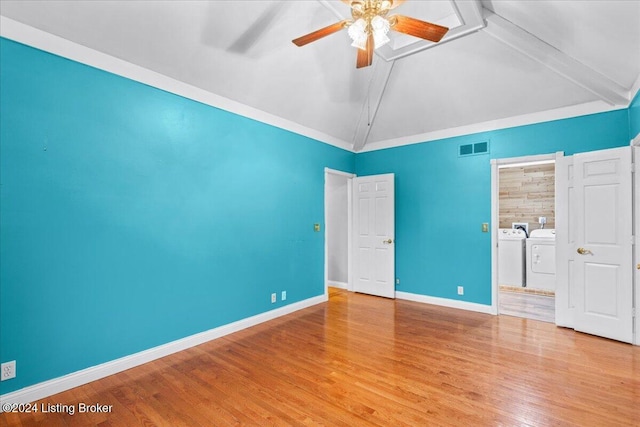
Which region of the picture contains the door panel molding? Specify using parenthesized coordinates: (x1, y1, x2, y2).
(352, 173, 395, 299)
(573, 147, 633, 343)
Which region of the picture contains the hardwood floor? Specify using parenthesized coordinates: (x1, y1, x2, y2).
(2, 288, 639, 426)
(498, 289, 555, 323)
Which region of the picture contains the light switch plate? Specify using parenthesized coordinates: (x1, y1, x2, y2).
(314, 223, 320, 232)
(482, 223, 489, 232)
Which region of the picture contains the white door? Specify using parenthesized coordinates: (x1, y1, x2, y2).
(635, 145, 640, 345)
(352, 174, 395, 298)
(572, 147, 633, 343)
(555, 154, 576, 328)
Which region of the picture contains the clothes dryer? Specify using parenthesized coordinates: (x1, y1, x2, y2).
(526, 229, 556, 291)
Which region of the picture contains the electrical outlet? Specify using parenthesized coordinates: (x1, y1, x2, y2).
(396, 278, 400, 285)
(281, 291, 287, 301)
(457, 286, 464, 296)
(271, 293, 277, 303)
(1, 361, 16, 381)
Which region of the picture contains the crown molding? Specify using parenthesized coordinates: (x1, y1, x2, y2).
(631, 72, 640, 103)
(0, 16, 355, 153)
(360, 100, 624, 152)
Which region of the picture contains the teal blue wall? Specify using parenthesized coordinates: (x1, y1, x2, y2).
(1, 36, 636, 395)
(0, 39, 354, 394)
(355, 110, 630, 305)
(630, 88, 640, 140)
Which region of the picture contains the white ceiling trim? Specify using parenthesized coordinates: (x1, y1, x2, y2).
(375, 0, 485, 62)
(483, 11, 629, 107)
(0, 16, 355, 153)
(631, 72, 640, 102)
(360, 100, 624, 153)
(352, 59, 395, 152)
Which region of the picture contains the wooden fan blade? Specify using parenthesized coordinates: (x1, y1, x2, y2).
(356, 32, 374, 68)
(292, 20, 349, 47)
(390, 15, 449, 42)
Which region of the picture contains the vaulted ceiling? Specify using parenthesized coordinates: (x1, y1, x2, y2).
(1, 0, 639, 152)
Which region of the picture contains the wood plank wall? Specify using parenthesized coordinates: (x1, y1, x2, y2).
(499, 163, 555, 232)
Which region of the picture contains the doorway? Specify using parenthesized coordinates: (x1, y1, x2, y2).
(490, 153, 560, 322)
(324, 168, 354, 297)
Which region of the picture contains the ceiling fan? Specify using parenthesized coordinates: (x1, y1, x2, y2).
(292, 0, 449, 68)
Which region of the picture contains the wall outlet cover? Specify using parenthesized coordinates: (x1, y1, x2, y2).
(1, 360, 16, 381)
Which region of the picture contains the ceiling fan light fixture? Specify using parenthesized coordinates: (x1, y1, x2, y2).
(293, 0, 450, 68)
(371, 15, 390, 33)
(348, 18, 368, 50)
(371, 15, 391, 49)
(351, 1, 364, 13)
(373, 31, 390, 49)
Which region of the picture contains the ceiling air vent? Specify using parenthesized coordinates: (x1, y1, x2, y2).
(459, 141, 489, 157)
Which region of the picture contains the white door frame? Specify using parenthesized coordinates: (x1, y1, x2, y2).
(324, 167, 355, 298)
(490, 152, 562, 315)
(632, 135, 640, 346)
(555, 152, 574, 328)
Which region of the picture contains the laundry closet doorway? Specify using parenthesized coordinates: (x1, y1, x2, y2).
(490, 153, 559, 322)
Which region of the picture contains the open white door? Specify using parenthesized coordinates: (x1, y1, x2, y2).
(572, 147, 633, 343)
(555, 154, 575, 328)
(635, 144, 640, 346)
(352, 174, 395, 298)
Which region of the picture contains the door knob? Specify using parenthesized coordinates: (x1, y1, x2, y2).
(383, 239, 393, 244)
(577, 247, 593, 255)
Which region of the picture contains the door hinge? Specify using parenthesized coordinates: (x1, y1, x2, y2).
(631, 162, 635, 173)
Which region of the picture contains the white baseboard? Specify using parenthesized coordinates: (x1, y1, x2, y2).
(327, 281, 348, 289)
(396, 291, 494, 315)
(0, 294, 327, 408)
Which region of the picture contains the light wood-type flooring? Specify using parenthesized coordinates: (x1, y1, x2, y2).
(2, 288, 639, 426)
(498, 289, 555, 323)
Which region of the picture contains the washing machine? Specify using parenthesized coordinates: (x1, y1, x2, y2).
(498, 228, 527, 287)
(526, 229, 556, 291)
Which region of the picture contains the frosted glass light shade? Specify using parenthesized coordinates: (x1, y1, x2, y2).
(348, 16, 391, 51)
(348, 18, 368, 50)
(371, 16, 390, 49)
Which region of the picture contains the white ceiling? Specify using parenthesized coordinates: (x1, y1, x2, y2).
(1, 0, 639, 152)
